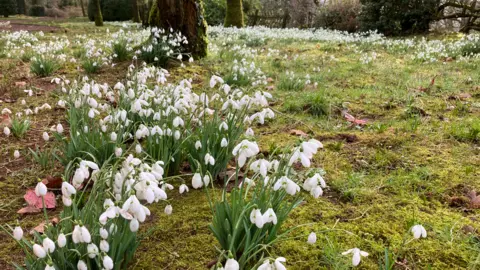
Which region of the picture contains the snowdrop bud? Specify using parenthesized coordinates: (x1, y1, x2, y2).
(77, 260, 87, 270)
(4, 126, 11, 136)
(57, 233, 66, 248)
(189, 57, 194, 63)
(245, 128, 254, 136)
(42, 237, 55, 253)
(35, 182, 48, 196)
(307, 232, 317, 244)
(179, 184, 189, 194)
(81, 226, 92, 243)
(21, 99, 26, 105)
(45, 265, 55, 270)
(42, 132, 50, 141)
(203, 175, 211, 186)
(13, 150, 20, 159)
(225, 258, 239, 270)
(411, 225, 427, 239)
(100, 239, 109, 252)
(13, 226, 23, 241)
(164, 205, 172, 215)
(103, 255, 114, 270)
(192, 173, 203, 189)
(135, 144, 142, 153)
(87, 243, 99, 258)
(130, 218, 139, 232)
(110, 132, 117, 141)
(100, 227, 109, 239)
(33, 244, 47, 258)
(56, 123, 64, 134)
(115, 147, 123, 157)
(221, 138, 228, 147)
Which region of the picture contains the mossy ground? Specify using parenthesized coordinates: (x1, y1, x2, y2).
(1, 17, 480, 269)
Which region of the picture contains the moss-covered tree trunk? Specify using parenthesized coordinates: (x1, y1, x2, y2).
(148, 0, 208, 58)
(94, 0, 103, 26)
(224, 0, 244, 27)
(132, 0, 140, 22)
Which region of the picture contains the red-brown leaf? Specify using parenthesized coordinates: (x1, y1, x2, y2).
(17, 206, 41, 214)
(290, 129, 308, 138)
(24, 189, 56, 209)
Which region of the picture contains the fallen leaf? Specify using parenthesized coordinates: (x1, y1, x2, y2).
(17, 206, 41, 214)
(266, 85, 275, 91)
(24, 189, 56, 209)
(468, 190, 480, 208)
(344, 112, 368, 126)
(290, 129, 308, 138)
(30, 217, 59, 234)
(267, 77, 274, 83)
(42, 176, 63, 189)
(15, 81, 27, 87)
(0, 114, 12, 128)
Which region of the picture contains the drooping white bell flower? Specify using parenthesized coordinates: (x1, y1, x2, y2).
(42, 132, 50, 141)
(135, 144, 142, 153)
(179, 184, 189, 194)
(3, 126, 10, 136)
(192, 173, 203, 189)
(100, 227, 109, 239)
(72, 225, 91, 244)
(57, 233, 66, 248)
(13, 226, 23, 241)
(224, 258, 239, 270)
(195, 140, 202, 150)
(257, 260, 271, 270)
(232, 140, 259, 168)
(164, 205, 173, 215)
(307, 232, 317, 244)
(42, 237, 55, 253)
(342, 248, 369, 267)
(209, 75, 224, 88)
(35, 182, 48, 196)
(250, 159, 270, 178)
(13, 150, 20, 159)
(33, 244, 47, 258)
(245, 128, 254, 137)
(221, 138, 228, 147)
(250, 209, 265, 228)
(110, 132, 117, 141)
(87, 243, 99, 258)
(103, 255, 114, 270)
(45, 265, 55, 270)
(100, 239, 110, 252)
(77, 260, 88, 270)
(204, 153, 215, 165)
(411, 224, 427, 239)
(273, 257, 287, 270)
(262, 208, 277, 225)
(129, 218, 139, 232)
(56, 123, 64, 134)
(273, 176, 300, 196)
(115, 147, 123, 157)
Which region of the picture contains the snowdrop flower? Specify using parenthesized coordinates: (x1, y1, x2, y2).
(342, 248, 369, 266)
(250, 209, 265, 228)
(165, 204, 173, 215)
(87, 243, 99, 258)
(250, 159, 270, 177)
(57, 100, 66, 108)
(115, 147, 123, 157)
(179, 184, 189, 194)
(56, 123, 64, 134)
(103, 255, 114, 270)
(173, 116, 184, 127)
(100, 239, 109, 252)
(221, 138, 228, 147)
(3, 126, 10, 136)
(411, 224, 427, 239)
(110, 132, 117, 141)
(189, 57, 194, 63)
(35, 182, 47, 196)
(33, 244, 47, 258)
(13, 226, 23, 241)
(177, 54, 183, 60)
(204, 153, 215, 165)
(42, 237, 55, 253)
(303, 173, 326, 198)
(210, 75, 224, 88)
(42, 132, 50, 141)
(219, 121, 228, 131)
(262, 208, 277, 225)
(45, 265, 55, 270)
(307, 232, 317, 244)
(77, 260, 87, 270)
(21, 99, 26, 105)
(195, 140, 202, 150)
(130, 218, 139, 232)
(224, 258, 239, 270)
(57, 233, 66, 248)
(273, 176, 300, 196)
(100, 227, 109, 239)
(274, 257, 287, 270)
(13, 150, 20, 159)
(245, 127, 254, 136)
(135, 144, 142, 153)
(72, 225, 91, 244)
(232, 140, 259, 168)
(257, 260, 271, 270)
(192, 173, 203, 189)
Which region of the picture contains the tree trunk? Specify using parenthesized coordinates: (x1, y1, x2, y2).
(148, 0, 208, 58)
(79, 0, 86, 16)
(94, 0, 103, 26)
(132, 0, 140, 22)
(225, 0, 244, 27)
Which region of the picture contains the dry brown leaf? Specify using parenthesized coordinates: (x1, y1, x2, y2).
(290, 129, 308, 138)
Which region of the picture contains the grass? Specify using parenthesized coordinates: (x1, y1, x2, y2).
(0, 17, 480, 270)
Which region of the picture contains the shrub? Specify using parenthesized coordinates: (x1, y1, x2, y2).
(315, 0, 361, 32)
(359, 0, 438, 35)
(0, 0, 17, 17)
(204, 0, 226, 25)
(29, 5, 46, 17)
(87, 0, 132, 21)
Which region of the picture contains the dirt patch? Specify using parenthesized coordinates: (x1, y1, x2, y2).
(0, 21, 62, 32)
(316, 133, 359, 143)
